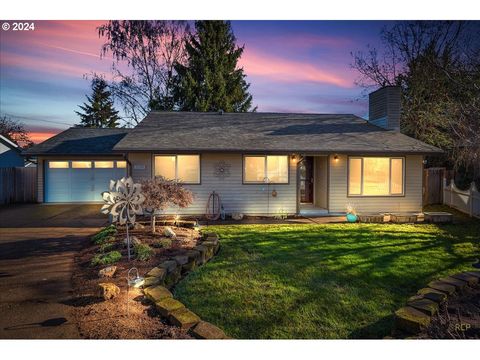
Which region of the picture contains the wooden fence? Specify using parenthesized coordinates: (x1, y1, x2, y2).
(0, 167, 37, 205)
(443, 179, 480, 219)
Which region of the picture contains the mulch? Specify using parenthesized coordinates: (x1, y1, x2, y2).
(70, 223, 201, 339)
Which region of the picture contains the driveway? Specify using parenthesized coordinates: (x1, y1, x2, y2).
(0, 204, 105, 339)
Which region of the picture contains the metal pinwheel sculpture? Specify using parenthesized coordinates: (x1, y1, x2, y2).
(101, 177, 145, 260)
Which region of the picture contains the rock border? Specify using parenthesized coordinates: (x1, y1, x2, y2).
(141, 231, 228, 339)
(391, 270, 480, 338)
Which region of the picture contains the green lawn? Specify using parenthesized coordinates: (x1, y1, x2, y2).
(174, 214, 480, 339)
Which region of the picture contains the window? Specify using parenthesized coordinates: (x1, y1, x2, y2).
(49, 161, 69, 169)
(243, 155, 289, 184)
(154, 155, 200, 183)
(348, 157, 404, 196)
(116, 161, 127, 168)
(71, 161, 92, 169)
(94, 161, 114, 168)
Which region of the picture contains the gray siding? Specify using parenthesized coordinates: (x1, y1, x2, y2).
(328, 154, 423, 213)
(129, 152, 297, 216)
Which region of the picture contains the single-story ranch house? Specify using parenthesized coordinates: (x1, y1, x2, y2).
(24, 86, 441, 216)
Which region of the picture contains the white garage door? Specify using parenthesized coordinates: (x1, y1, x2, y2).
(45, 160, 127, 202)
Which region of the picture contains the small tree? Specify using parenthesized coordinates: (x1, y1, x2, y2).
(75, 77, 120, 128)
(0, 115, 33, 148)
(141, 177, 194, 233)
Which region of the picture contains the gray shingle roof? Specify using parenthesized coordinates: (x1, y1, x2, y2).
(23, 128, 130, 156)
(113, 112, 442, 154)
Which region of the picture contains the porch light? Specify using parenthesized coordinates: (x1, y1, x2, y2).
(291, 155, 298, 163)
(334, 155, 339, 162)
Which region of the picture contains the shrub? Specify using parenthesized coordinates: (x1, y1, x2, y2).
(153, 238, 173, 249)
(99, 242, 117, 253)
(90, 250, 122, 266)
(92, 225, 117, 244)
(134, 243, 154, 261)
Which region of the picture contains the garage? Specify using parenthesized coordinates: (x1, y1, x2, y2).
(45, 160, 127, 202)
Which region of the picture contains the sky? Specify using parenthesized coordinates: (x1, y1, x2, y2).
(0, 20, 390, 143)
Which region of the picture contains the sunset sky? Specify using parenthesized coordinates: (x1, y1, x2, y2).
(0, 20, 389, 143)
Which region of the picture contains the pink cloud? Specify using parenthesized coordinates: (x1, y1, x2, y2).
(239, 49, 353, 88)
(245, 33, 353, 50)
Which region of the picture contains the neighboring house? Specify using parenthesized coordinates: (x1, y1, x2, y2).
(0, 134, 25, 167)
(23, 87, 442, 215)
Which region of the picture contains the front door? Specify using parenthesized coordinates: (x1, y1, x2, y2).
(300, 156, 314, 203)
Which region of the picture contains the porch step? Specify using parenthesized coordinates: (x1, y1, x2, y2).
(299, 208, 330, 216)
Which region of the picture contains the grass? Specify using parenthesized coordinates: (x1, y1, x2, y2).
(174, 212, 480, 339)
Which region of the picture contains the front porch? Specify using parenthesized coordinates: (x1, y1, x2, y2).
(298, 155, 330, 215)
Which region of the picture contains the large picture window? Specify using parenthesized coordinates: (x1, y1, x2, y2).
(154, 155, 200, 184)
(348, 157, 404, 196)
(243, 155, 289, 184)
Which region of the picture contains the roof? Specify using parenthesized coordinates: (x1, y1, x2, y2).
(23, 128, 131, 156)
(0, 134, 21, 152)
(113, 112, 442, 154)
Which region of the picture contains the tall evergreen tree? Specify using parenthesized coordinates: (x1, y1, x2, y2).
(174, 21, 254, 112)
(76, 78, 121, 128)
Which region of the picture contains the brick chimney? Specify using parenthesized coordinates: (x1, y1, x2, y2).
(368, 86, 401, 131)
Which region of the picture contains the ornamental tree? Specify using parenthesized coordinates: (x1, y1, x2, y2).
(141, 176, 194, 233)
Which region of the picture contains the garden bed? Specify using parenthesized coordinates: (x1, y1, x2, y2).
(70, 222, 201, 339)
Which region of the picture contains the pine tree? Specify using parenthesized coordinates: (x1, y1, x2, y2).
(76, 78, 121, 128)
(174, 21, 254, 112)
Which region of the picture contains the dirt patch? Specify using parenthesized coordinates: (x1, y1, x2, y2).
(71, 223, 200, 339)
(419, 286, 480, 339)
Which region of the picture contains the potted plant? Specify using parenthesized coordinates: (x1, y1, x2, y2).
(345, 203, 358, 223)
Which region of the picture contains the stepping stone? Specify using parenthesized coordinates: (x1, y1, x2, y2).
(451, 272, 479, 286)
(407, 297, 439, 316)
(144, 285, 173, 302)
(205, 236, 219, 245)
(143, 276, 163, 287)
(146, 267, 167, 280)
(438, 277, 468, 291)
(428, 281, 456, 295)
(155, 297, 185, 317)
(417, 288, 447, 303)
(174, 255, 189, 266)
(394, 306, 431, 334)
(191, 320, 227, 339)
(465, 271, 480, 279)
(159, 260, 178, 273)
(194, 245, 207, 265)
(168, 308, 201, 330)
(204, 232, 218, 240)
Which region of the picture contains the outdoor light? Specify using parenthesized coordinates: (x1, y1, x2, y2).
(291, 155, 297, 163)
(334, 155, 339, 162)
(127, 267, 145, 288)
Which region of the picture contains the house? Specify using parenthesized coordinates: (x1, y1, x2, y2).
(0, 134, 25, 167)
(23, 86, 442, 215)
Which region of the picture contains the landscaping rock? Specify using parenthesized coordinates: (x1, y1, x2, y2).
(124, 235, 141, 247)
(98, 266, 117, 278)
(134, 223, 145, 230)
(143, 285, 173, 302)
(394, 306, 431, 334)
(164, 266, 182, 289)
(466, 271, 480, 279)
(96, 282, 120, 300)
(407, 297, 439, 316)
(143, 276, 163, 287)
(168, 308, 201, 330)
(182, 259, 196, 273)
(417, 287, 447, 303)
(451, 272, 479, 286)
(231, 213, 243, 220)
(159, 260, 178, 273)
(191, 320, 226, 339)
(428, 281, 456, 295)
(438, 277, 468, 291)
(155, 297, 185, 317)
(146, 267, 167, 280)
(185, 249, 201, 262)
(204, 232, 218, 239)
(194, 245, 207, 265)
(202, 241, 217, 258)
(174, 255, 189, 266)
(164, 226, 177, 239)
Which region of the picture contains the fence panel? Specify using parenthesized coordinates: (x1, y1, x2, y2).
(443, 179, 480, 219)
(0, 167, 37, 205)
(423, 167, 445, 205)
